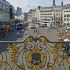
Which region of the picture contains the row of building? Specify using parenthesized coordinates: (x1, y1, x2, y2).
(24, 0, 70, 27)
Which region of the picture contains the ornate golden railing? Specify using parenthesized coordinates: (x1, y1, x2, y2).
(0, 36, 70, 70)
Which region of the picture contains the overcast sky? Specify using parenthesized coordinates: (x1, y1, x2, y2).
(6, 0, 70, 12)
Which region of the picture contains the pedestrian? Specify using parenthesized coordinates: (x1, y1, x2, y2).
(37, 29, 39, 34)
(34, 29, 35, 34)
(57, 30, 60, 36)
(36, 29, 37, 34)
(17, 31, 19, 38)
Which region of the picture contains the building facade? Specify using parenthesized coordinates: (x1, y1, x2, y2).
(24, 13, 28, 21)
(15, 7, 23, 21)
(0, 0, 10, 24)
(63, 4, 70, 25)
(16, 7, 22, 16)
(34, 6, 63, 27)
(39, 7, 53, 24)
(25, 0, 70, 27)
(52, 6, 63, 26)
(27, 9, 36, 22)
(0, 0, 15, 24)
(10, 5, 15, 20)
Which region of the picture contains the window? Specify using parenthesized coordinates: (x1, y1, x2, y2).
(67, 15, 70, 17)
(64, 14, 66, 17)
(3, 4, 6, 10)
(67, 19, 69, 21)
(0, 2, 3, 9)
(64, 18, 66, 21)
(6, 7, 9, 12)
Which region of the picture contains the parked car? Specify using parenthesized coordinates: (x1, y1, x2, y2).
(40, 23, 45, 27)
(16, 23, 23, 30)
(28, 24, 35, 29)
(30, 25, 35, 29)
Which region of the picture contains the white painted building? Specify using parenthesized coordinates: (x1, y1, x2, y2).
(35, 8, 40, 22)
(63, 4, 70, 25)
(26, 3, 70, 27)
(40, 7, 53, 23)
(35, 6, 53, 27)
(35, 6, 63, 27)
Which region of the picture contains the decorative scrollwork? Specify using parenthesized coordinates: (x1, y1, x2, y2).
(0, 36, 70, 70)
(25, 48, 47, 69)
(53, 43, 63, 63)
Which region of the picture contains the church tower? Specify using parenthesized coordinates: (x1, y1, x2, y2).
(53, 0, 56, 6)
(61, 0, 63, 6)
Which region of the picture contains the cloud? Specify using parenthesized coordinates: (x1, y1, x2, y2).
(6, 0, 70, 12)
